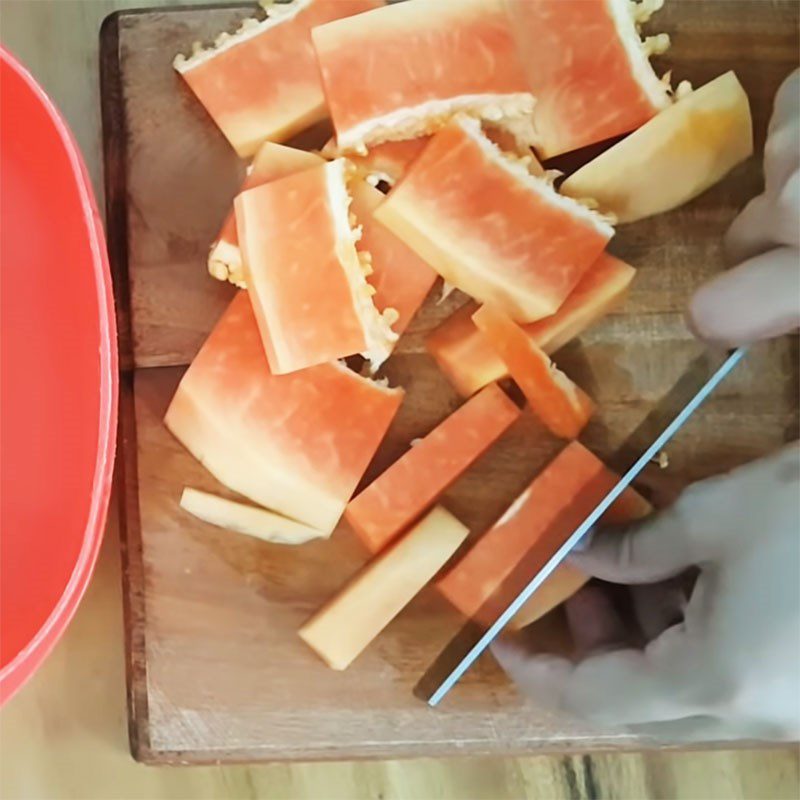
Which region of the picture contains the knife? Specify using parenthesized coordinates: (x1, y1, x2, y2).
(428, 346, 747, 707)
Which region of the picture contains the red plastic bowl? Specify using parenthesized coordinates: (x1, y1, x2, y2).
(0, 48, 117, 704)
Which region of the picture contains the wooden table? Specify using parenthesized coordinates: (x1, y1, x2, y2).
(0, 1, 798, 797)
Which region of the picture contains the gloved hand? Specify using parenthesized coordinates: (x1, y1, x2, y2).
(689, 68, 799, 344)
(495, 69, 800, 742)
(495, 444, 800, 741)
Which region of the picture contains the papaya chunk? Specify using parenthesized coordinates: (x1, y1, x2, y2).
(235, 159, 397, 373)
(180, 488, 327, 545)
(506, 0, 671, 158)
(436, 441, 652, 627)
(345, 384, 520, 552)
(311, 0, 536, 152)
(472, 305, 595, 440)
(348, 180, 437, 337)
(173, 0, 380, 157)
(562, 72, 753, 223)
(426, 253, 635, 397)
(299, 506, 469, 670)
(164, 292, 403, 534)
(209, 143, 323, 287)
(376, 116, 613, 323)
(510, 482, 652, 629)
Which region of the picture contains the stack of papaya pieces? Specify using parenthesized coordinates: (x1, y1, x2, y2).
(167, 0, 753, 671)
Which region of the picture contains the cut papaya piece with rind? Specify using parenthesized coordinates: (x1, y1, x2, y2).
(220, 155, 429, 350)
(428, 253, 636, 397)
(436, 441, 652, 627)
(164, 292, 403, 534)
(376, 116, 614, 323)
(209, 143, 324, 286)
(472, 306, 595, 439)
(506, 0, 672, 158)
(311, 0, 536, 153)
(235, 159, 397, 373)
(174, 0, 381, 157)
(180, 487, 327, 545)
(348, 180, 437, 337)
(345, 383, 521, 553)
(561, 71, 754, 223)
(299, 506, 470, 670)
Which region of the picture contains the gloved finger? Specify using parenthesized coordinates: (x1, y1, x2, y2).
(564, 583, 628, 657)
(774, 168, 800, 249)
(688, 246, 800, 346)
(763, 122, 800, 196)
(725, 172, 800, 263)
(769, 68, 799, 135)
(495, 626, 707, 727)
(568, 505, 699, 584)
(724, 67, 799, 264)
(494, 648, 691, 726)
(724, 194, 771, 263)
(577, 444, 800, 584)
(560, 630, 704, 726)
(570, 449, 795, 585)
(491, 636, 571, 710)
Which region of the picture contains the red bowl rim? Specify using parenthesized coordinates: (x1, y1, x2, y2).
(0, 47, 118, 705)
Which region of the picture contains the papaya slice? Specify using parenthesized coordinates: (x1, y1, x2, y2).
(299, 506, 469, 670)
(427, 253, 635, 397)
(425, 303, 495, 398)
(234, 159, 397, 373)
(520, 253, 636, 354)
(349, 180, 437, 337)
(173, 0, 380, 157)
(214, 147, 430, 343)
(472, 306, 595, 439)
(436, 441, 652, 627)
(209, 143, 323, 287)
(164, 292, 403, 534)
(510, 483, 652, 629)
(506, 0, 671, 158)
(562, 71, 753, 223)
(180, 488, 327, 545)
(509, 563, 590, 630)
(311, 0, 536, 152)
(345, 384, 521, 553)
(375, 116, 613, 323)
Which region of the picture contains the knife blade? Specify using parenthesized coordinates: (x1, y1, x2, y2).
(428, 346, 747, 707)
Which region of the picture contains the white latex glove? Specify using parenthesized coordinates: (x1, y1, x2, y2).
(689, 68, 800, 345)
(496, 70, 800, 742)
(495, 444, 800, 742)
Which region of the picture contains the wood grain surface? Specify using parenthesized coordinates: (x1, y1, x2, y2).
(100, 0, 800, 765)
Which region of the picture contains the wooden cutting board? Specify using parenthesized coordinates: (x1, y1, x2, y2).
(101, 1, 799, 764)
